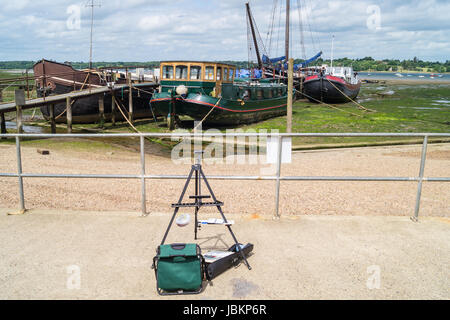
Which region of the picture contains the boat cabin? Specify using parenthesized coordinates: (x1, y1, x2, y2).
(325, 66, 359, 85)
(159, 61, 236, 97)
(158, 61, 287, 101)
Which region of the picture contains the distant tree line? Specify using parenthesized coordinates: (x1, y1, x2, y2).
(293, 56, 450, 73)
(0, 57, 449, 73)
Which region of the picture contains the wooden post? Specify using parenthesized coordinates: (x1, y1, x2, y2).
(98, 94, 105, 127)
(42, 59, 46, 100)
(111, 94, 116, 126)
(66, 97, 72, 133)
(15, 89, 25, 134)
(26, 70, 30, 99)
(0, 112, 6, 137)
(128, 73, 134, 122)
(0, 90, 5, 137)
(49, 104, 56, 134)
(287, 58, 293, 133)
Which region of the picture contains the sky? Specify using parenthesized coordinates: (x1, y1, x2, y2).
(0, 0, 449, 62)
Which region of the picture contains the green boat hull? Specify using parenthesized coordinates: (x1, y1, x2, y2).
(150, 92, 287, 126)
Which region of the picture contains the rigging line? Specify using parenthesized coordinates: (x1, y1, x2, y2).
(297, 0, 306, 60)
(250, 7, 269, 57)
(275, 0, 283, 58)
(266, 0, 277, 55)
(305, 0, 318, 54)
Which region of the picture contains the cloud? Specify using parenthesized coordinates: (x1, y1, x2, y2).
(0, 0, 448, 62)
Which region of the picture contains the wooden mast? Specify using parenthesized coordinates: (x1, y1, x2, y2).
(246, 2, 263, 69)
(285, 0, 290, 60)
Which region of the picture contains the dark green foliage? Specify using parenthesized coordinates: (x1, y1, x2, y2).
(1, 59, 448, 72)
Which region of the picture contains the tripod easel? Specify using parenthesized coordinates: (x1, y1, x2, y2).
(160, 151, 252, 270)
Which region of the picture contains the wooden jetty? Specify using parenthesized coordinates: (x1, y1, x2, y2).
(0, 82, 156, 134)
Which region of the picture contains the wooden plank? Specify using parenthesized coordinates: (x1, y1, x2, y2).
(0, 82, 156, 114)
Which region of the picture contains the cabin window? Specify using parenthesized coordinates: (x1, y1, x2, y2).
(162, 66, 174, 79)
(190, 65, 202, 80)
(175, 65, 188, 80)
(205, 66, 214, 80)
(257, 89, 263, 99)
(216, 67, 222, 81)
(224, 68, 228, 81)
(266, 89, 273, 98)
(230, 69, 235, 81)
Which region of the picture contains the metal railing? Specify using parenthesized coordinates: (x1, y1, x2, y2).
(1, 132, 449, 221)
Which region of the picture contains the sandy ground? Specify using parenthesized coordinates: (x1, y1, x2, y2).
(0, 141, 448, 217)
(0, 142, 449, 299)
(0, 209, 448, 300)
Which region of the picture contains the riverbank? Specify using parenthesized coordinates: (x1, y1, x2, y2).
(1, 78, 449, 149)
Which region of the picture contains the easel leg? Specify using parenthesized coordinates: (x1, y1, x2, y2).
(199, 168, 252, 270)
(160, 167, 195, 245)
(194, 168, 199, 240)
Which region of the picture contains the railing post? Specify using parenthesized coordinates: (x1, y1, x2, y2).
(140, 135, 147, 216)
(412, 135, 428, 222)
(16, 136, 26, 214)
(274, 135, 283, 219)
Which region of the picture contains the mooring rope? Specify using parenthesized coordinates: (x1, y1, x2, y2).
(53, 76, 96, 120)
(325, 78, 376, 112)
(192, 97, 222, 132)
(294, 88, 363, 117)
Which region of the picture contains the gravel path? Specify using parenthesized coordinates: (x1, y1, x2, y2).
(0, 141, 449, 217)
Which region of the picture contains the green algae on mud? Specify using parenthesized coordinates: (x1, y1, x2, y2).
(1, 81, 449, 149)
(240, 82, 450, 147)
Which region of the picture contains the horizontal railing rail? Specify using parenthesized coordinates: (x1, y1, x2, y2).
(1, 132, 449, 221)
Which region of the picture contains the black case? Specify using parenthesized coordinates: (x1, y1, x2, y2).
(205, 243, 254, 280)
